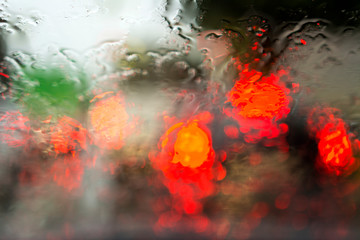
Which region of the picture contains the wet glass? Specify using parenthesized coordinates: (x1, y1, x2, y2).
(1, 0, 360, 239)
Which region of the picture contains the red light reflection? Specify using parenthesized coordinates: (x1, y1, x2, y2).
(308, 107, 358, 176)
(150, 112, 226, 232)
(50, 116, 87, 154)
(49, 116, 87, 190)
(225, 65, 291, 144)
(50, 153, 84, 191)
(0, 111, 31, 147)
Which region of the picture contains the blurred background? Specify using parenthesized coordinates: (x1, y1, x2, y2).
(1, 0, 360, 239)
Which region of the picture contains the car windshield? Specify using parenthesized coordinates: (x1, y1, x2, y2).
(1, 1, 360, 239)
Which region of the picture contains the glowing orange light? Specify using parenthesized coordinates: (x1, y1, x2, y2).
(172, 121, 211, 168)
(89, 93, 129, 150)
(308, 107, 358, 176)
(150, 112, 224, 230)
(157, 115, 215, 173)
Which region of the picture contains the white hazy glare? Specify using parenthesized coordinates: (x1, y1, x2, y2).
(5, 0, 176, 52)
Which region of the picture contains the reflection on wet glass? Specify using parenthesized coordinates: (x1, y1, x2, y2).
(1, 0, 360, 239)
